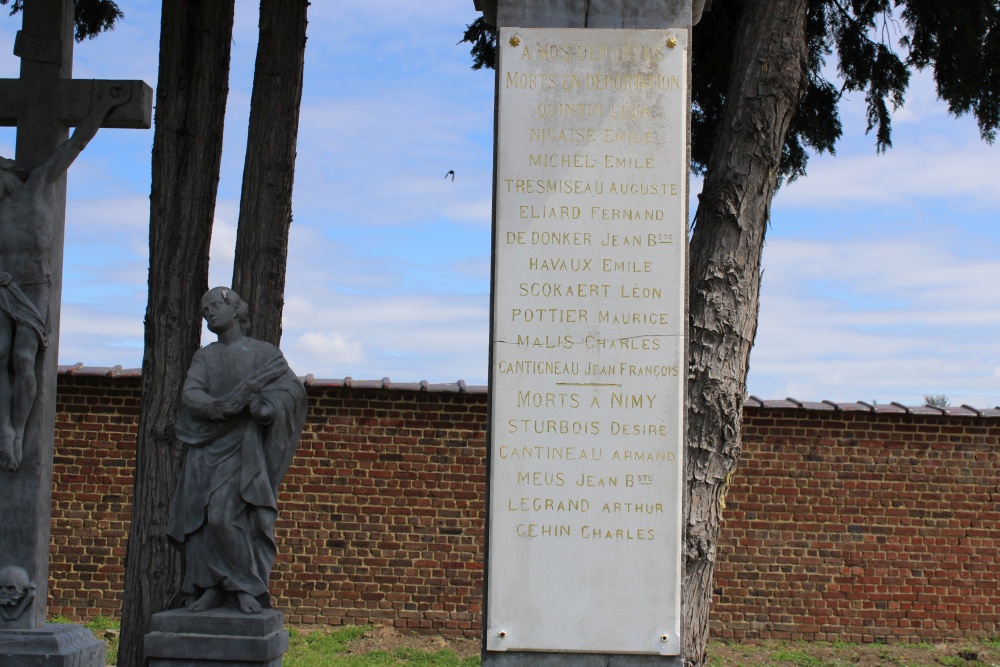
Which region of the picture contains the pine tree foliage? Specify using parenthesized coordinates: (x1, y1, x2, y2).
(460, 16, 497, 71)
(1, 0, 122, 41)
(462, 1, 1000, 178)
(902, 2, 1000, 143)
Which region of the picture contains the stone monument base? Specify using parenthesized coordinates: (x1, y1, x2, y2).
(0, 623, 105, 667)
(144, 608, 289, 667)
(482, 653, 683, 666)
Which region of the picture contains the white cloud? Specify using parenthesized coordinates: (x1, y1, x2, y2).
(442, 198, 493, 226)
(777, 138, 1000, 209)
(281, 289, 488, 383)
(208, 217, 238, 287)
(748, 235, 1000, 407)
(291, 90, 493, 229)
(58, 304, 145, 367)
(67, 196, 149, 235)
(773, 62, 1000, 212)
(291, 331, 365, 367)
(72, 2, 161, 83)
(453, 256, 491, 281)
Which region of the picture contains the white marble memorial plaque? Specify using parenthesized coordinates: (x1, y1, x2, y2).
(487, 27, 688, 655)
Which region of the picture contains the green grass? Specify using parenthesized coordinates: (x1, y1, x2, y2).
(54, 617, 480, 667)
(877, 647, 903, 665)
(42, 619, 1000, 667)
(85, 616, 120, 665)
(829, 641, 856, 650)
(770, 648, 825, 667)
(708, 638, 1000, 667)
(938, 657, 970, 667)
(285, 626, 480, 667)
(286, 625, 367, 665)
(939, 654, 990, 667)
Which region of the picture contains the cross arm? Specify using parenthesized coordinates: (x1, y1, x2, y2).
(0, 78, 152, 129)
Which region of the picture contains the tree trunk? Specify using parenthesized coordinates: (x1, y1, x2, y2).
(231, 0, 308, 345)
(682, 0, 808, 664)
(117, 1, 235, 665)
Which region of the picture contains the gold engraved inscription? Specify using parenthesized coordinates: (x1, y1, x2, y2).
(508, 497, 591, 512)
(516, 524, 572, 538)
(517, 391, 580, 408)
(505, 231, 592, 246)
(529, 257, 592, 271)
(495, 32, 685, 561)
(519, 283, 610, 298)
(528, 153, 597, 168)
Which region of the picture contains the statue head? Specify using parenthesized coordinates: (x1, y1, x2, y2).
(0, 566, 35, 608)
(201, 287, 251, 336)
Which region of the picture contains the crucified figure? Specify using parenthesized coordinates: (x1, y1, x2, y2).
(0, 84, 130, 471)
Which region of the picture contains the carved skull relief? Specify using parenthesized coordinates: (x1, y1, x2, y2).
(0, 565, 36, 621)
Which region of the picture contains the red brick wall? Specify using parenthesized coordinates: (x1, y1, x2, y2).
(49, 375, 1000, 642)
(273, 387, 486, 632)
(50, 375, 139, 620)
(712, 408, 1000, 643)
(49, 375, 488, 635)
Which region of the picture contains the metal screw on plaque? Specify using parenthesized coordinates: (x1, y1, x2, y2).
(667, 37, 678, 48)
(509, 36, 520, 47)
(499, 631, 507, 638)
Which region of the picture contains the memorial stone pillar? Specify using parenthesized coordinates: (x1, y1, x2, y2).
(478, 1, 695, 665)
(0, 1, 152, 664)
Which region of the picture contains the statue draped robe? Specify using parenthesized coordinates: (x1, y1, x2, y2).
(166, 338, 307, 602)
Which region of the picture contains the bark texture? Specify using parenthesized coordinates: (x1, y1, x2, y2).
(117, 1, 234, 665)
(682, 0, 809, 664)
(231, 0, 308, 346)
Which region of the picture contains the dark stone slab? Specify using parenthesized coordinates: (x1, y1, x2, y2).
(149, 608, 284, 637)
(483, 653, 683, 666)
(144, 608, 288, 666)
(494, 0, 691, 28)
(0, 623, 105, 666)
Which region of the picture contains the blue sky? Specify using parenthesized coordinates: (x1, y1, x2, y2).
(0, 2, 998, 407)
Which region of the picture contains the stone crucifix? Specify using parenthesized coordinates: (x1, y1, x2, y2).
(0, 0, 151, 645)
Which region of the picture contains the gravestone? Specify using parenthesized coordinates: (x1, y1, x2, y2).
(480, 1, 694, 664)
(0, 0, 152, 664)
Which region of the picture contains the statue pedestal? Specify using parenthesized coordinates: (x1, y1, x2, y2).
(144, 608, 289, 667)
(0, 624, 105, 666)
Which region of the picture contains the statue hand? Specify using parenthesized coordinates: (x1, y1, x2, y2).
(206, 400, 227, 421)
(237, 380, 261, 405)
(204, 381, 263, 420)
(248, 385, 273, 424)
(105, 83, 131, 108)
(216, 381, 260, 418)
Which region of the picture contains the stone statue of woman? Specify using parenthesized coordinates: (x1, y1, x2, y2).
(166, 287, 307, 614)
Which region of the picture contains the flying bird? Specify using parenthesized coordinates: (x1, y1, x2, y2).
(444, 170, 455, 181)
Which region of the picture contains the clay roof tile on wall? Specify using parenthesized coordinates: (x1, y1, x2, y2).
(52, 365, 986, 411)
